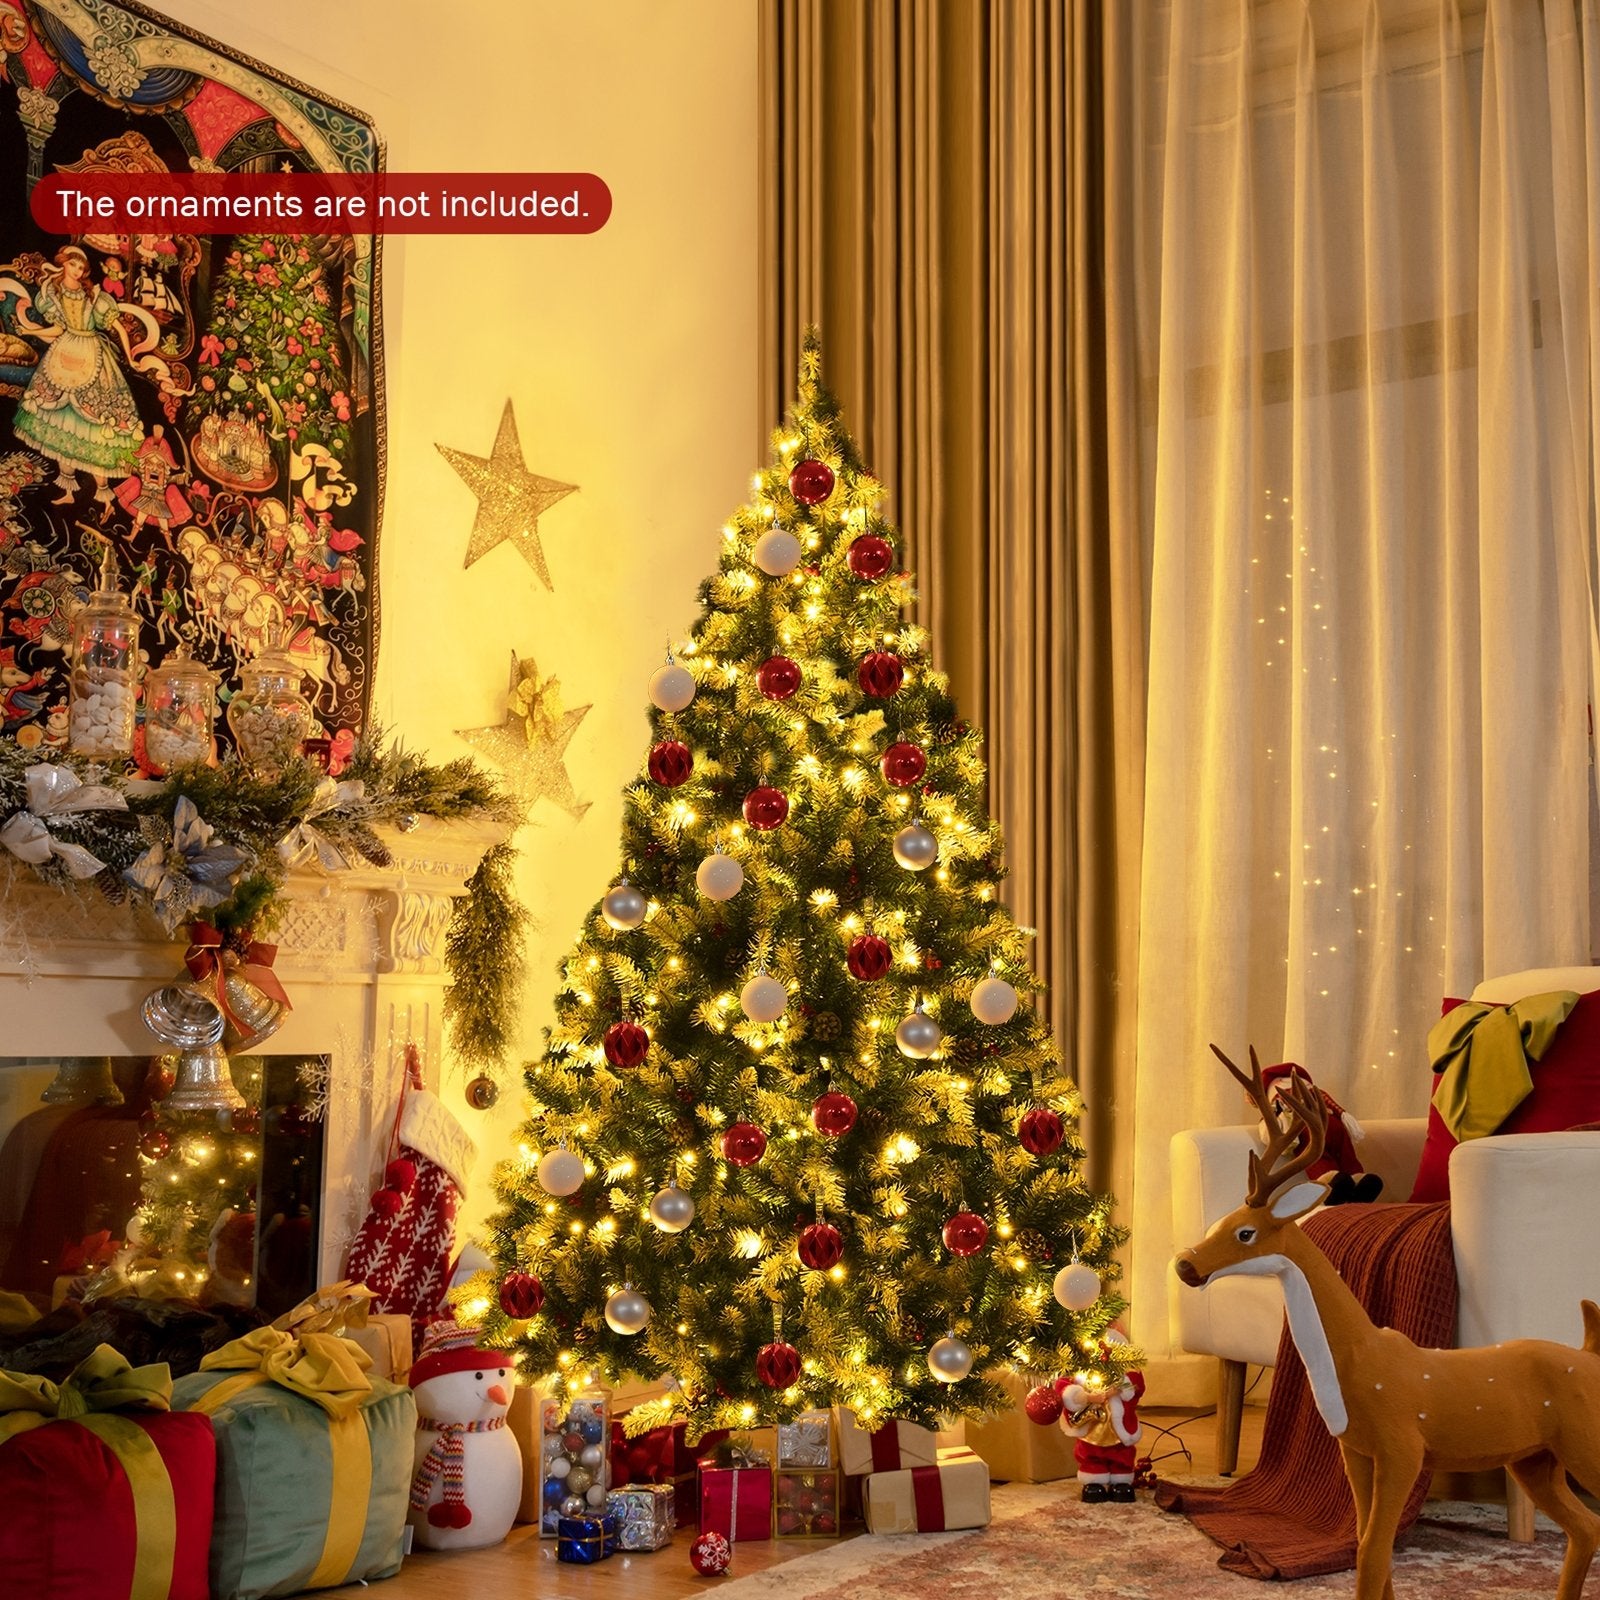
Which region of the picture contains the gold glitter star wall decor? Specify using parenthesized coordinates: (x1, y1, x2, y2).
(438, 400, 577, 589)
(456, 652, 592, 822)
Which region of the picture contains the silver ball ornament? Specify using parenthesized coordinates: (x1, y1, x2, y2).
(579, 1444, 604, 1470)
(560, 1494, 586, 1518)
(536, 1147, 586, 1197)
(1053, 1260, 1103, 1311)
(927, 1335, 974, 1383)
(696, 849, 745, 901)
(893, 820, 939, 871)
(649, 1181, 696, 1233)
(648, 662, 696, 713)
(753, 528, 803, 576)
(605, 1284, 652, 1335)
(970, 975, 1019, 1025)
(585, 1483, 608, 1507)
(740, 974, 788, 1023)
(895, 1006, 942, 1059)
(601, 881, 648, 930)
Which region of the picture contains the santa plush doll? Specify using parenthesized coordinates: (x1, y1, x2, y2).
(1258, 1061, 1382, 1204)
(1059, 1358, 1145, 1504)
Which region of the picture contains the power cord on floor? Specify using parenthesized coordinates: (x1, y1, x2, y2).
(1134, 1366, 1266, 1488)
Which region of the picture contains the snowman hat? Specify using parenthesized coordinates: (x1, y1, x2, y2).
(409, 1318, 513, 1388)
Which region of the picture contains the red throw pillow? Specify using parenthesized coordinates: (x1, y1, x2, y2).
(1409, 989, 1600, 1202)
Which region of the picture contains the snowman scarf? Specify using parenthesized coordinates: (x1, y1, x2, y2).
(410, 1416, 507, 1527)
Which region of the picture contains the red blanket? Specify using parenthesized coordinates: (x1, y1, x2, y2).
(1155, 1202, 1456, 1578)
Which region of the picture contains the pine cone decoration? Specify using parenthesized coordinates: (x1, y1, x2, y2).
(1016, 1228, 1053, 1262)
(945, 1036, 980, 1068)
(934, 721, 963, 747)
(812, 1011, 842, 1042)
(670, 1119, 697, 1148)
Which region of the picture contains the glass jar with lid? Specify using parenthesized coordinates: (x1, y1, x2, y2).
(69, 542, 139, 758)
(142, 644, 217, 773)
(227, 637, 313, 776)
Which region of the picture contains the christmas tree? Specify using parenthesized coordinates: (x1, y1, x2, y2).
(461, 334, 1129, 1430)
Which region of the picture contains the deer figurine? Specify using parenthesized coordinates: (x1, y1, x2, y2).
(1174, 1045, 1600, 1600)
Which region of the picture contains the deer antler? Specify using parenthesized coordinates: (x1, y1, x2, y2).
(1210, 1043, 1329, 1208)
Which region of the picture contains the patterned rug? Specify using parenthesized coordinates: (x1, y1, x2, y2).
(717, 1485, 1563, 1599)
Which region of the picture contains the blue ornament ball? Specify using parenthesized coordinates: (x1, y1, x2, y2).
(578, 1416, 605, 1445)
(544, 1477, 567, 1505)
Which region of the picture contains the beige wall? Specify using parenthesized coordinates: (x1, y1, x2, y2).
(152, 0, 761, 1232)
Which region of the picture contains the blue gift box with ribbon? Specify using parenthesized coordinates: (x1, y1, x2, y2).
(557, 1513, 614, 1564)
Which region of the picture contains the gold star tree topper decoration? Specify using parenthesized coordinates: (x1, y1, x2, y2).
(456, 653, 591, 822)
(437, 400, 577, 589)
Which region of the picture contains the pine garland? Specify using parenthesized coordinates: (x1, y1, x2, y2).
(445, 842, 530, 1075)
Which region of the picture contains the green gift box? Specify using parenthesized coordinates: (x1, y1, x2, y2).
(173, 1313, 417, 1599)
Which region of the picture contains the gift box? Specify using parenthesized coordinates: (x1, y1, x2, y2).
(698, 1450, 773, 1544)
(606, 1483, 674, 1551)
(0, 1344, 217, 1600)
(342, 1313, 412, 1382)
(530, 1386, 611, 1537)
(173, 1285, 416, 1598)
(557, 1513, 612, 1564)
(861, 1446, 992, 1534)
(952, 1368, 1076, 1483)
(774, 1467, 840, 1537)
(611, 1415, 728, 1527)
(836, 1407, 939, 1476)
(601, 1510, 620, 1556)
(777, 1409, 833, 1468)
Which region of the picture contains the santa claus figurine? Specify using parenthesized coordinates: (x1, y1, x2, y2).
(1257, 1061, 1382, 1204)
(1059, 1332, 1145, 1503)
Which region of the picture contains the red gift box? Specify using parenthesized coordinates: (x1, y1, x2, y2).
(698, 1461, 773, 1543)
(0, 1347, 216, 1600)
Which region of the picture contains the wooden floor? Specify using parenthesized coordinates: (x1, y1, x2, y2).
(349, 1405, 1268, 1599)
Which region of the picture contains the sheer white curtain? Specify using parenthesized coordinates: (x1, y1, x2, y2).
(1128, 0, 1600, 1365)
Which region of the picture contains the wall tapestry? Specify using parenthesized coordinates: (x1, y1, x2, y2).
(0, 0, 382, 765)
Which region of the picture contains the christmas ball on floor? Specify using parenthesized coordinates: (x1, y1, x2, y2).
(880, 741, 927, 787)
(928, 1335, 974, 1383)
(797, 1221, 844, 1270)
(537, 1147, 586, 1196)
(756, 1340, 803, 1388)
(691, 1531, 732, 1576)
(603, 1018, 650, 1068)
(753, 528, 802, 576)
(649, 1181, 696, 1232)
(893, 820, 938, 870)
(499, 1271, 545, 1319)
(970, 975, 1019, 1024)
(649, 661, 696, 713)
(1019, 1106, 1065, 1155)
(757, 655, 802, 700)
(1053, 1260, 1102, 1310)
(895, 1006, 942, 1058)
(846, 933, 892, 981)
(721, 1121, 768, 1166)
(1024, 1382, 1064, 1425)
(812, 1090, 858, 1136)
(605, 1285, 652, 1335)
(857, 650, 905, 698)
(601, 881, 647, 930)
(743, 785, 789, 830)
(788, 457, 835, 506)
(740, 974, 788, 1023)
(942, 1210, 989, 1256)
(648, 739, 693, 787)
(696, 848, 745, 900)
(847, 533, 895, 578)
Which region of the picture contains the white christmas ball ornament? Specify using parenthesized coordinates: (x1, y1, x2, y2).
(696, 849, 745, 902)
(549, 1455, 572, 1479)
(605, 1284, 652, 1335)
(740, 974, 788, 1023)
(649, 661, 696, 713)
(753, 528, 803, 576)
(1053, 1260, 1103, 1311)
(580, 1444, 604, 1470)
(970, 975, 1019, 1025)
(927, 1335, 974, 1383)
(585, 1483, 608, 1507)
(601, 881, 648, 930)
(536, 1147, 586, 1197)
(893, 820, 938, 871)
(649, 1181, 696, 1233)
(895, 1005, 942, 1059)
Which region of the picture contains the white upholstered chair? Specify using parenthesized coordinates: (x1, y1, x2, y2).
(1169, 967, 1600, 1540)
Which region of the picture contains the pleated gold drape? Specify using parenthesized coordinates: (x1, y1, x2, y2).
(758, 1, 1146, 1203)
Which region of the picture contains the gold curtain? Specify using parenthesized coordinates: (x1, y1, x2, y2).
(758, 0, 1146, 1202)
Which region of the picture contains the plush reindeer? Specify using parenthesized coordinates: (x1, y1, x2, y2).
(1174, 1045, 1600, 1600)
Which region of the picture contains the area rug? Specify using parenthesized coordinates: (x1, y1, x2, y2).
(716, 1485, 1561, 1600)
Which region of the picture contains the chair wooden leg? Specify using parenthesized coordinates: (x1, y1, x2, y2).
(1217, 1358, 1247, 1476)
(1506, 1471, 1536, 1543)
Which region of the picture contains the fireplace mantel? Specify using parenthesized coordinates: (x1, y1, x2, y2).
(0, 815, 508, 1278)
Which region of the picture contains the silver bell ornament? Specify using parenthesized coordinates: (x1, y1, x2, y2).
(895, 1004, 942, 1059)
(696, 847, 744, 902)
(40, 1056, 122, 1107)
(893, 820, 938, 871)
(601, 880, 648, 931)
(648, 655, 696, 713)
(537, 1145, 586, 1197)
(927, 1334, 974, 1383)
(141, 982, 246, 1113)
(649, 1181, 696, 1233)
(970, 975, 1019, 1025)
(605, 1283, 652, 1335)
(740, 973, 788, 1023)
(753, 528, 802, 576)
(1053, 1259, 1103, 1311)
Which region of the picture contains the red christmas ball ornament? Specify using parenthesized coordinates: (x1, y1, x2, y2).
(880, 742, 927, 787)
(756, 1340, 803, 1389)
(847, 533, 895, 579)
(942, 1211, 990, 1257)
(788, 457, 836, 506)
(846, 933, 893, 981)
(1024, 1383, 1064, 1426)
(499, 1271, 545, 1319)
(1019, 1107, 1065, 1156)
(797, 1221, 844, 1271)
(690, 1530, 733, 1576)
(563, 1430, 586, 1455)
(604, 1019, 650, 1069)
(776, 1507, 805, 1536)
(721, 1121, 768, 1167)
(857, 651, 905, 698)
(813, 1513, 838, 1535)
(811, 1091, 859, 1137)
(743, 786, 790, 830)
(648, 739, 693, 787)
(757, 655, 802, 701)
(139, 1129, 170, 1161)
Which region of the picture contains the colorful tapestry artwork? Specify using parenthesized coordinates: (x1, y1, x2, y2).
(0, 0, 382, 765)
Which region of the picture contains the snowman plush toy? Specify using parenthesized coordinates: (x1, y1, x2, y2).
(407, 1318, 523, 1550)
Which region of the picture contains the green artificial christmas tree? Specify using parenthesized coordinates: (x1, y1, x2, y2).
(461, 334, 1129, 1430)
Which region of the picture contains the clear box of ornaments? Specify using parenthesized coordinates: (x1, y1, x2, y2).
(538, 1386, 612, 1536)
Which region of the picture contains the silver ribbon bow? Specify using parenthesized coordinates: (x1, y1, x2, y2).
(0, 762, 126, 880)
(276, 777, 366, 873)
(125, 795, 252, 930)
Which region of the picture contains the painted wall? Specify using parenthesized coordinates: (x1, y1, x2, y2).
(152, 0, 761, 1233)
